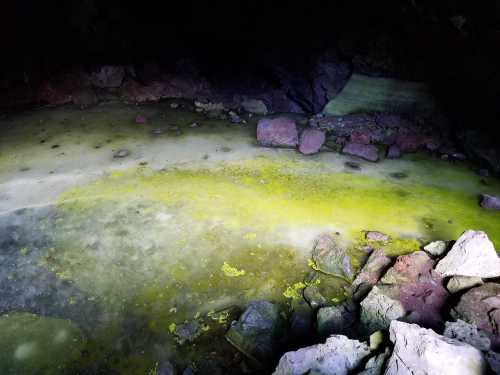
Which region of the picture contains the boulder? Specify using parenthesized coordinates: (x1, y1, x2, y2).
(273, 335, 371, 375)
(242, 99, 268, 115)
(351, 249, 392, 302)
(311, 234, 353, 280)
(342, 142, 379, 162)
(256, 117, 299, 148)
(447, 276, 483, 294)
(226, 301, 285, 362)
(423, 240, 448, 257)
(385, 321, 487, 375)
(435, 230, 500, 278)
(452, 283, 500, 350)
(360, 285, 406, 333)
(480, 194, 500, 210)
(317, 301, 358, 337)
(323, 74, 435, 116)
(298, 128, 325, 155)
(90, 65, 125, 88)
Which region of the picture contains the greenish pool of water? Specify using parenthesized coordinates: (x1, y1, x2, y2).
(1, 102, 500, 373)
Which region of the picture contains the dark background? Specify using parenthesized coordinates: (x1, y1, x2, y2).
(2, 0, 500, 127)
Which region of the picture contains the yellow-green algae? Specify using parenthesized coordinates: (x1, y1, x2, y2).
(0, 313, 85, 375)
(30, 153, 500, 372)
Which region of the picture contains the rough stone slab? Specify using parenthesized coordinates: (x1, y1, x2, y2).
(256, 117, 298, 148)
(435, 230, 500, 278)
(385, 321, 487, 375)
(311, 234, 353, 280)
(447, 276, 484, 294)
(351, 249, 392, 302)
(342, 142, 379, 162)
(444, 320, 492, 352)
(323, 74, 435, 116)
(423, 240, 448, 257)
(452, 283, 500, 350)
(242, 99, 268, 115)
(273, 335, 371, 375)
(317, 301, 358, 337)
(360, 285, 405, 333)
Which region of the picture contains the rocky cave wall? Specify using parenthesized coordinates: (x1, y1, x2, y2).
(2, 1, 500, 133)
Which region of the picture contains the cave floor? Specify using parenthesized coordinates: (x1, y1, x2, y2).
(1, 101, 500, 374)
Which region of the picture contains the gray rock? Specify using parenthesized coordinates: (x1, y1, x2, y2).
(273, 335, 371, 375)
(113, 149, 131, 158)
(447, 276, 483, 294)
(444, 320, 492, 352)
(385, 321, 487, 375)
(358, 347, 391, 375)
(242, 99, 268, 115)
(342, 142, 379, 162)
(298, 128, 325, 155)
(256, 117, 299, 148)
(452, 283, 500, 350)
(351, 249, 392, 302)
(311, 234, 353, 280)
(317, 301, 358, 337)
(480, 194, 500, 210)
(360, 285, 405, 333)
(226, 301, 285, 362)
(486, 351, 500, 374)
(423, 240, 448, 257)
(435, 230, 500, 278)
(173, 320, 201, 345)
(365, 231, 390, 242)
(157, 361, 177, 375)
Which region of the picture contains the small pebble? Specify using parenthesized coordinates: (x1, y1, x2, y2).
(170, 102, 180, 109)
(151, 128, 162, 135)
(113, 149, 130, 158)
(345, 161, 361, 170)
(190, 122, 200, 128)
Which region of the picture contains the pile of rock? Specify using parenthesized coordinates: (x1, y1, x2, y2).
(224, 230, 500, 374)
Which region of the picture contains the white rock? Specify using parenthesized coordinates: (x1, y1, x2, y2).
(423, 240, 448, 257)
(360, 286, 405, 333)
(273, 335, 371, 375)
(385, 320, 487, 375)
(446, 276, 483, 294)
(435, 230, 500, 278)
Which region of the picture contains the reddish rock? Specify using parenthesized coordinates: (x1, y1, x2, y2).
(342, 142, 379, 162)
(399, 280, 450, 330)
(37, 80, 73, 106)
(453, 283, 500, 350)
(480, 194, 500, 210)
(381, 251, 436, 285)
(299, 128, 325, 155)
(257, 117, 299, 148)
(386, 145, 402, 159)
(91, 65, 125, 88)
